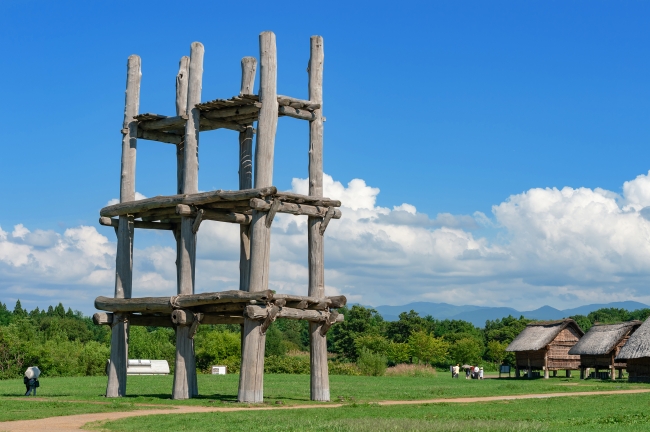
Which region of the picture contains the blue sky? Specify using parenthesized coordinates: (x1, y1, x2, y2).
(1, 1, 650, 313)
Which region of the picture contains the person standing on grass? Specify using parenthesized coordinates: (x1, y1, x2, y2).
(453, 364, 460, 378)
(473, 365, 479, 379)
(465, 366, 470, 379)
(23, 366, 40, 396)
(479, 367, 484, 380)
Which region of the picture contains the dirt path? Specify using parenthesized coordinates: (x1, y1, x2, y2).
(1, 388, 649, 432)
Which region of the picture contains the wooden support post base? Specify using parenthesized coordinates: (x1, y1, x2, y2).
(544, 369, 549, 379)
(310, 322, 329, 401)
(172, 326, 197, 399)
(552, 370, 557, 377)
(566, 369, 572, 378)
(618, 369, 624, 379)
(580, 367, 585, 379)
(238, 318, 266, 402)
(106, 319, 128, 397)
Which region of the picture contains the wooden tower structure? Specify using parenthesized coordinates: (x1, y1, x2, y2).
(93, 32, 345, 402)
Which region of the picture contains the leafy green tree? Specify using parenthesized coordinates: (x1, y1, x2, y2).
(356, 348, 387, 376)
(329, 306, 385, 360)
(408, 331, 449, 365)
(486, 340, 507, 366)
(570, 314, 592, 333)
(194, 328, 241, 372)
(386, 311, 434, 343)
(13, 300, 26, 317)
(449, 337, 483, 364)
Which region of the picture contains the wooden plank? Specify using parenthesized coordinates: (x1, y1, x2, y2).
(307, 35, 328, 402)
(319, 207, 335, 235)
(265, 198, 281, 228)
(100, 217, 174, 231)
(202, 104, 260, 119)
(100, 187, 277, 217)
(199, 117, 247, 132)
(279, 105, 314, 120)
(240, 31, 278, 404)
(182, 42, 204, 195)
(250, 198, 341, 219)
(176, 56, 190, 195)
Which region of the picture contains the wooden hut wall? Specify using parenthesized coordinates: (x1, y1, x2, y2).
(627, 358, 650, 382)
(547, 327, 581, 370)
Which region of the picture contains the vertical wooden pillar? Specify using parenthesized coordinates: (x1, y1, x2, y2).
(515, 365, 520, 378)
(611, 354, 616, 380)
(527, 357, 531, 378)
(306, 35, 328, 402)
(239, 57, 256, 292)
(618, 368, 623, 379)
(174, 56, 190, 294)
(552, 370, 557, 377)
(239, 31, 278, 403)
(566, 369, 572, 378)
(172, 42, 203, 400)
(107, 55, 141, 398)
(543, 351, 549, 379)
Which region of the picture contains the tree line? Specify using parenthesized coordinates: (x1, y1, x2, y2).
(1, 300, 648, 379)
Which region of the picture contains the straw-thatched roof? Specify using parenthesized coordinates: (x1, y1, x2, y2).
(616, 317, 650, 360)
(506, 319, 583, 352)
(568, 321, 642, 356)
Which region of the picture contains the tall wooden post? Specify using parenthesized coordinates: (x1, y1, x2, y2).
(239, 57, 256, 292)
(106, 55, 141, 398)
(566, 369, 572, 378)
(239, 31, 277, 403)
(172, 42, 203, 400)
(543, 351, 549, 379)
(307, 35, 329, 402)
(174, 56, 190, 294)
(611, 354, 616, 380)
(527, 357, 531, 378)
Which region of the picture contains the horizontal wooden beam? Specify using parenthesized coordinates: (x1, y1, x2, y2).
(277, 95, 320, 110)
(250, 198, 342, 219)
(245, 305, 345, 323)
(139, 115, 186, 131)
(137, 129, 182, 144)
(99, 216, 175, 230)
(175, 205, 252, 225)
(95, 290, 274, 313)
(93, 312, 243, 327)
(93, 312, 173, 327)
(273, 294, 347, 308)
(274, 192, 341, 207)
(279, 105, 315, 121)
(100, 187, 277, 217)
(201, 104, 261, 119)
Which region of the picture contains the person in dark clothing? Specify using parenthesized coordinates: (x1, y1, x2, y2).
(24, 366, 40, 396)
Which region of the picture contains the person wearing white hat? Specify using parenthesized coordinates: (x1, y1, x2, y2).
(24, 366, 41, 396)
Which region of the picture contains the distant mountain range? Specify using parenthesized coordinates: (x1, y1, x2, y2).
(372, 301, 650, 327)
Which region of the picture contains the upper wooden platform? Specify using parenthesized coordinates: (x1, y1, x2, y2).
(99, 187, 342, 230)
(133, 94, 321, 144)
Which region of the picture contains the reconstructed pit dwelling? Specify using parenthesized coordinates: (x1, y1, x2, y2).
(93, 32, 346, 401)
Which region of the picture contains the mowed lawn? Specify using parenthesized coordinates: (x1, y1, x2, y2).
(1, 373, 650, 424)
(92, 393, 650, 432)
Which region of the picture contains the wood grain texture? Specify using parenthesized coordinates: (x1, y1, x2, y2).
(249, 198, 341, 218)
(100, 187, 277, 217)
(238, 68, 255, 292)
(239, 31, 278, 403)
(183, 42, 204, 195)
(176, 56, 190, 195)
(307, 35, 328, 402)
(245, 305, 344, 323)
(100, 217, 174, 231)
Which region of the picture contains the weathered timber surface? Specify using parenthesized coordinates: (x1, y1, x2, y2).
(250, 198, 341, 218)
(240, 57, 257, 96)
(95, 290, 274, 313)
(175, 205, 252, 225)
(240, 31, 278, 404)
(245, 305, 345, 323)
(307, 35, 328, 402)
(277, 94, 320, 110)
(239, 57, 256, 293)
(100, 187, 277, 217)
(100, 217, 174, 230)
(94, 312, 173, 327)
(279, 105, 315, 120)
(274, 192, 340, 207)
(273, 294, 346, 308)
(137, 129, 182, 144)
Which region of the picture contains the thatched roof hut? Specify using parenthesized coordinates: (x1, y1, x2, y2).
(506, 319, 584, 378)
(616, 317, 650, 382)
(568, 321, 642, 379)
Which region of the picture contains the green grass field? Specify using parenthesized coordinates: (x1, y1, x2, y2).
(1, 374, 650, 429)
(90, 393, 650, 432)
